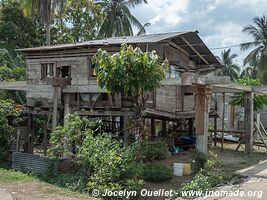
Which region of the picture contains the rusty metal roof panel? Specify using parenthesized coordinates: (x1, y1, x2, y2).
(17, 31, 193, 52)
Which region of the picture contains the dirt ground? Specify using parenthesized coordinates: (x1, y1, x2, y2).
(0, 181, 96, 200)
(139, 142, 267, 200)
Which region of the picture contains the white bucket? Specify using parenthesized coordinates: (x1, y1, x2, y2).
(173, 163, 183, 176)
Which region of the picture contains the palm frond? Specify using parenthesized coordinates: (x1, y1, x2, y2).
(124, 0, 147, 8)
(137, 22, 150, 35)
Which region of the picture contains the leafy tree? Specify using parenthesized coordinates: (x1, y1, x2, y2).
(241, 16, 267, 83)
(48, 114, 94, 158)
(95, 0, 148, 37)
(94, 44, 168, 138)
(215, 49, 240, 82)
(20, 0, 66, 45)
(51, 0, 104, 43)
(0, 0, 44, 53)
(230, 77, 267, 111)
(0, 99, 22, 161)
(0, 48, 26, 103)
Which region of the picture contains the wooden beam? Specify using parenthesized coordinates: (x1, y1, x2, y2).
(52, 86, 59, 132)
(43, 114, 48, 155)
(189, 118, 194, 136)
(75, 110, 134, 116)
(123, 115, 129, 143)
(162, 120, 167, 137)
(194, 84, 212, 154)
(214, 93, 218, 147)
(151, 118, 155, 137)
(180, 36, 209, 65)
(244, 92, 253, 154)
(64, 93, 70, 119)
(221, 93, 225, 151)
(168, 41, 189, 57)
(0, 81, 27, 91)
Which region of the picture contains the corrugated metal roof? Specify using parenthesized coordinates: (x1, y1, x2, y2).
(17, 31, 193, 52)
(17, 31, 221, 66)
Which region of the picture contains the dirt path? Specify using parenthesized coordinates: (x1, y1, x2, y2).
(1, 181, 96, 200)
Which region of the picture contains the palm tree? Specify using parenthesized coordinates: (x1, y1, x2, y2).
(240, 66, 257, 79)
(215, 49, 240, 82)
(95, 0, 148, 38)
(20, 0, 65, 45)
(241, 15, 267, 82)
(137, 22, 151, 35)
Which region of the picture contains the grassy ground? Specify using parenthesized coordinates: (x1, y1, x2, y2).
(0, 164, 95, 200)
(1, 143, 267, 200)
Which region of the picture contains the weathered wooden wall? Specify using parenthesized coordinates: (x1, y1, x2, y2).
(24, 42, 194, 117)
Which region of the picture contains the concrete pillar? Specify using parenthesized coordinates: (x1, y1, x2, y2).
(244, 92, 253, 154)
(194, 84, 212, 154)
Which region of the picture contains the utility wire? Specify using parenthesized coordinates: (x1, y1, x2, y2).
(210, 44, 243, 50)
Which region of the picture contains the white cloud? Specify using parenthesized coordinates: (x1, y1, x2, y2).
(202, 22, 252, 65)
(132, 0, 189, 32)
(131, 0, 267, 65)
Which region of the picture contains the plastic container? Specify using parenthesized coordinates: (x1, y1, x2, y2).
(173, 163, 183, 176)
(183, 163, 191, 175)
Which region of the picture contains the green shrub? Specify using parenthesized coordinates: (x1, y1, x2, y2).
(140, 140, 169, 161)
(48, 114, 93, 158)
(170, 152, 230, 199)
(0, 99, 22, 161)
(122, 162, 144, 179)
(36, 171, 87, 191)
(191, 150, 208, 172)
(181, 173, 211, 192)
(142, 163, 173, 182)
(77, 131, 143, 195)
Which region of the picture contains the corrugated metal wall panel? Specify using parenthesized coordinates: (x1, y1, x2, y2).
(12, 152, 58, 173)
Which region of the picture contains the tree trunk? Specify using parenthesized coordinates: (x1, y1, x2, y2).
(45, 0, 51, 46)
(45, 20, 51, 46)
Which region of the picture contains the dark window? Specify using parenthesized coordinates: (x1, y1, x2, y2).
(101, 93, 108, 101)
(56, 66, 71, 78)
(89, 58, 97, 77)
(41, 63, 54, 79)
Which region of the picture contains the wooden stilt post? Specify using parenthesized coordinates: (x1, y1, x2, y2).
(151, 118, 155, 138)
(26, 112, 32, 153)
(221, 93, 225, 151)
(244, 92, 253, 154)
(230, 105, 235, 129)
(43, 114, 48, 155)
(77, 93, 81, 111)
(64, 93, 70, 121)
(52, 86, 59, 132)
(214, 93, 218, 147)
(30, 114, 35, 153)
(194, 84, 212, 154)
(123, 115, 129, 143)
(189, 118, 194, 136)
(162, 120, 167, 137)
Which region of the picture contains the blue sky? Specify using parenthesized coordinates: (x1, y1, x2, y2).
(131, 0, 267, 66)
